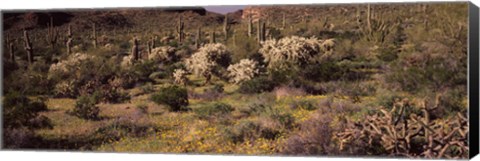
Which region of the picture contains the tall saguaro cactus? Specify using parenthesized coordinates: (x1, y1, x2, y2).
(367, 4, 372, 33)
(176, 16, 185, 43)
(131, 37, 139, 61)
(46, 17, 58, 49)
(92, 23, 97, 49)
(195, 27, 202, 48)
(247, 14, 253, 37)
(257, 19, 266, 43)
(223, 14, 230, 41)
(282, 13, 286, 29)
(210, 30, 216, 43)
(257, 19, 261, 42)
(5, 33, 16, 62)
(23, 30, 33, 65)
(66, 24, 73, 55)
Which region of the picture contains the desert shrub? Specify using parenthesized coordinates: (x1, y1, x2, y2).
(273, 86, 306, 99)
(3, 92, 49, 129)
(136, 104, 149, 115)
(281, 113, 336, 155)
(386, 49, 467, 93)
(185, 43, 231, 84)
(139, 82, 155, 94)
(376, 45, 399, 62)
(439, 87, 467, 114)
(189, 84, 224, 101)
(302, 61, 345, 82)
(227, 59, 260, 84)
(92, 87, 130, 104)
(150, 85, 189, 112)
(148, 71, 167, 80)
(131, 60, 159, 82)
(290, 100, 317, 111)
(4, 61, 53, 95)
(282, 99, 362, 155)
(2, 127, 38, 149)
(240, 103, 295, 129)
(238, 76, 277, 94)
(69, 95, 100, 120)
(222, 119, 281, 143)
(194, 102, 234, 120)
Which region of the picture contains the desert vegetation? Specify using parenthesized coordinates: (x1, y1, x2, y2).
(2, 3, 469, 159)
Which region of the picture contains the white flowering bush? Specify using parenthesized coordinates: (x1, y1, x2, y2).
(227, 59, 260, 84)
(259, 36, 328, 69)
(173, 69, 188, 85)
(185, 43, 231, 84)
(148, 46, 176, 62)
(48, 52, 133, 98)
(48, 53, 96, 79)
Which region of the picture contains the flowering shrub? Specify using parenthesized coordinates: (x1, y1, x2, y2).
(227, 59, 260, 84)
(185, 43, 231, 84)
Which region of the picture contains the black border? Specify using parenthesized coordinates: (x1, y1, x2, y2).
(469, 1, 479, 159)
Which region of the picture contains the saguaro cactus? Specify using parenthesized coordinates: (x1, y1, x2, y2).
(46, 17, 58, 49)
(23, 30, 33, 65)
(247, 14, 253, 37)
(92, 23, 97, 49)
(210, 30, 216, 43)
(66, 24, 73, 55)
(282, 13, 286, 29)
(367, 4, 372, 33)
(261, 22, 266, 42)
(223, 14, 230, 41)
(257, 19, 266, 43)
(132, 37, 139, 61)
(257, 19, 261, 42)
(176, 16, 185, 43)
(5, 33, 16, 62)
(195, 27, 202, 48)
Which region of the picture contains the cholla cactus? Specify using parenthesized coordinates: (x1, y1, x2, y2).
(173, 69, 188, 86)
(54, 80, 76, 97)
(227, 59, 260, 84)
(148, 46, 176, 62)
(259, 36, 325, 69)
(49, 53, 96, 78)
(121, 55, 134, 68)
(185, 43, 230, 84)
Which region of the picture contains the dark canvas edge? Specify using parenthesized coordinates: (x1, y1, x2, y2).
(469, 1, 479, 159)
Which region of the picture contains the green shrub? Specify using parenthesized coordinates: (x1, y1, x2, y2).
(290, 100, 317, 111)
(92, 87, 130, 103)
(302, 61, 345, 82)
(238, 76, 277, 94)
(194, 102, 234, 120)
(132, 60, 158, 82)
(136, 104, 149, 115)
(3, 92, 49, 129)
(240, 103, 295, 129)
(222, 119, 281, 143)
(150, 85, 189, 112)
(69, 95, 100, 120)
